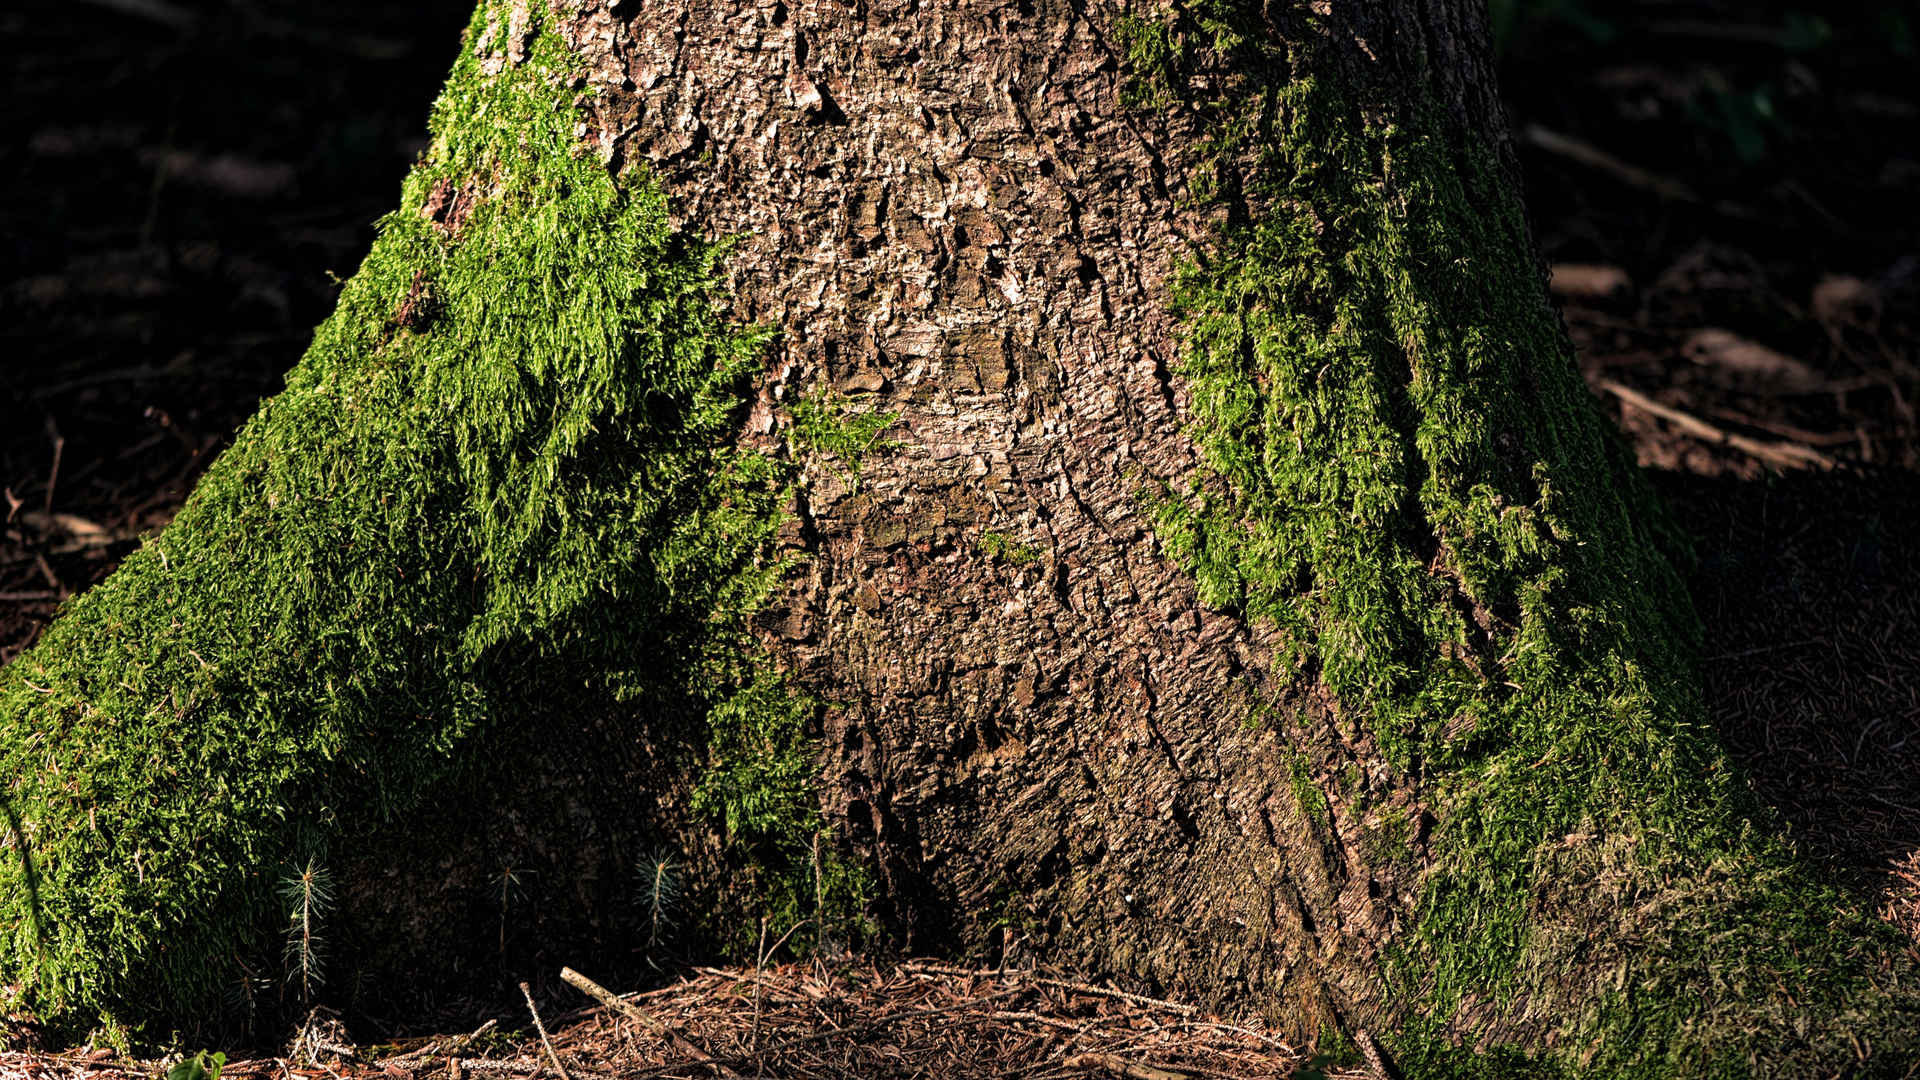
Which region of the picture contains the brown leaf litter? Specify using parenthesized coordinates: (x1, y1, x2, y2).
(0, 962, 1369, 1080)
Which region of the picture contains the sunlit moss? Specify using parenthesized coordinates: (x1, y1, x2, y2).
(785, 387, 899, 491)
(0, 1, 846, 1041)
(1135, 2, 1920, 1073)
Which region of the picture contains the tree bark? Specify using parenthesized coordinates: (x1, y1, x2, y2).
(2, 0, 1916, 1074)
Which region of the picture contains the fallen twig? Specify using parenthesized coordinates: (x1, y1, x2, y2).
(73, 0, 197, 30)
(520, 982, 571, 1080)
(1522, 125, 1700, 204)
(559, 967, 740, 1079)
(458, 1059, 543, 1073)
(904, 961, 1198, 1017)
(1065, 1052, 1191, 1080)
(42, 419, 64, 516)
(1600, 380, 1838, 471)
(389, 1017, 501, 1064)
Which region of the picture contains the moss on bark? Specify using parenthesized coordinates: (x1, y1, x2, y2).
(0, 2, 843, 1043)
(1142, 3, 1920, 1074)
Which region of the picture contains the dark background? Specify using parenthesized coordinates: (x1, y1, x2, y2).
(3, 0, 1918, 1012)
(3, 0, 476, 659)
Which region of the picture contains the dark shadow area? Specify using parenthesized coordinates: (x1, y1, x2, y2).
(1496, 0, 1920, 938)
(1657, 469, 1920, 922)
(318, 684, 712, 1042)
(2, 0, 475, 661)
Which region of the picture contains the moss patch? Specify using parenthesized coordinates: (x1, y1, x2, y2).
(978, 529, 1042, 565)
(786, 387, 899, 492)
(1112, 13, 1183, 110)
(0, 1, 847, 1042)
(692, 672, 874, 956)
(1133, 2, 1919, 1073)
(1284, 749, 1330, 830)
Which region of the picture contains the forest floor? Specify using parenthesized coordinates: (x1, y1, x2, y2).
(2, 0, 1917, 1076)
(0, 963, 1370, 1080)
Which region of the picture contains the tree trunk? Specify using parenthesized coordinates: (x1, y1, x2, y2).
(2, 0, 1916, 1073)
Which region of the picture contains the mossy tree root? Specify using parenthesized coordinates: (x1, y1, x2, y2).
(1145, 2, 1920, 1073)
(0, 6, 833, 1042)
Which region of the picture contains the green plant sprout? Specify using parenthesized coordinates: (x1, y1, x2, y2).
(166, 1050, 226, 1080)
(495, 865, 527, 963)
(635, 851, 681, 951)
(278, 858, 331, 1007)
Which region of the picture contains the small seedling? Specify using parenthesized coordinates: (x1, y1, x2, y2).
(279, 857, 332, 1006)
(495, 865, 528, 961)
(636, 851, 681, 950)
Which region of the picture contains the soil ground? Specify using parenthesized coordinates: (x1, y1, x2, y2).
(2, 0, 1917, 1075)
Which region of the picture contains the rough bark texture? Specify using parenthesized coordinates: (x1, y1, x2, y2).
(559, 0, 1432, 1035)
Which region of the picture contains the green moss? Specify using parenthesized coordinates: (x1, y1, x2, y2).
(978, 529, 1041, 565)
(691, 672, 873, 955)
(1113, 14, 1183, 109)
(694, 674, 822, 863)
(1134, 2, 1920, 1073)
(0, 1, 848, 1040)
(1285, 749, 1329, 829)
(786, 387, 899, 491)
